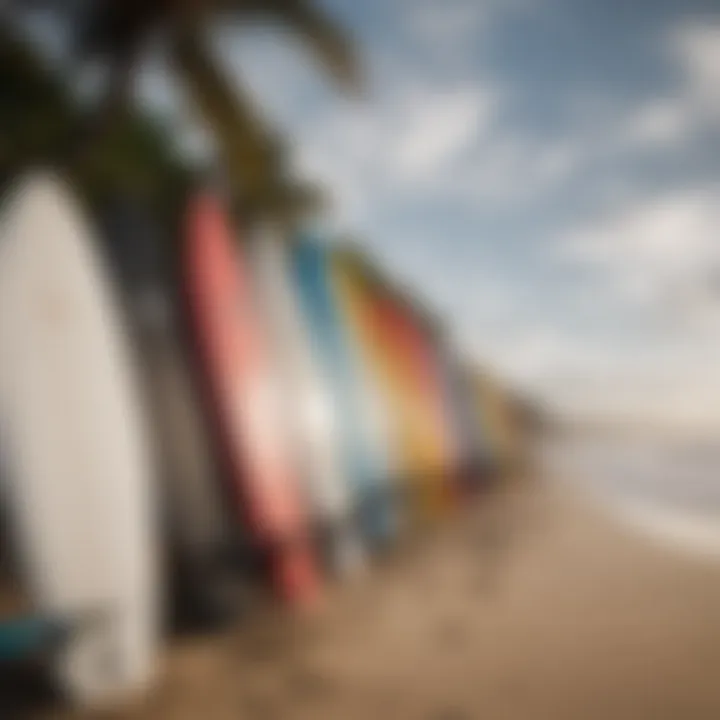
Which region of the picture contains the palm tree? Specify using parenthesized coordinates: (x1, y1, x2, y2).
(170, 25, 326, 223)
(72, 0, 360, 223)
(0, 18, 205, 232)
(6, 0, 358, 222)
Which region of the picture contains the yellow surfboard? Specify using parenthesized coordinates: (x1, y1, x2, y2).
(330, 251, 455, 524)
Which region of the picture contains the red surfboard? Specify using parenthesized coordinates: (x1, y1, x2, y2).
(373, 290, 459, 511)
(182, 191, 318, 605)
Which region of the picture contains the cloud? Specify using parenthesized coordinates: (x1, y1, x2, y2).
(406, 0, 487, 38)
(486, 326, 600, 383)
(619, 98, 691, 150)
(539, 371, 720, 429)
(441, 18, 720, 201)
(214, 5, 720, 218)
(402, 19, 720, 211)
(558, 188, 720, 316)
(609, 19, 720, 154)
(674, 20, 720, 119)
(517, 186, 720, 421)
(457, 135, 581, 204)
(402, 0, 489, 58)
(391, 88, 494, 178)
(498, 322, 720, 427)
(287, 81, 499, 226)
(400, 0, 532, 55)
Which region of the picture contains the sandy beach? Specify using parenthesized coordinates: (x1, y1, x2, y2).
(29, 466, 716, 720)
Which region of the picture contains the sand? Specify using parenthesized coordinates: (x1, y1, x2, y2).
(14, 472, 720, 719)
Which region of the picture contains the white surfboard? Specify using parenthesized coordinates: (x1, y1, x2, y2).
(248, 228, 364, 576)
(0, 174, 158, 706)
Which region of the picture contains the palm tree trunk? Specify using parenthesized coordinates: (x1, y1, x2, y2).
(171, 27, 281, 213)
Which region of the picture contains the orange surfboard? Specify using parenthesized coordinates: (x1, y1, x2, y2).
(182, 191, 318, 605)
(379, 292, 458, 513)
(338, 256, 455, 521)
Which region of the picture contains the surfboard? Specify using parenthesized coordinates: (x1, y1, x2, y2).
(329, 258, 445, 524)
(182, 192, 318, 604)
(368, 286, 456, 520)
(0, 174, 158, 706)
(328, 250, 404, 532)
(100, 200, 244, 627)
(248, 229, 364, 576)
(289, 237, 397, 550)
(434, 345, 490, 491)
(321, 256, 422, 520)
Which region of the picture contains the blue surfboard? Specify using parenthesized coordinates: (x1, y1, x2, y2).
(289, 237, 397, 550)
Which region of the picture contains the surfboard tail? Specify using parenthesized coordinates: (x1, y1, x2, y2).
(274, 541, 320, 608)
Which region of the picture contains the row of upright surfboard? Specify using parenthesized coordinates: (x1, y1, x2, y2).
(0, 173, 522, 708)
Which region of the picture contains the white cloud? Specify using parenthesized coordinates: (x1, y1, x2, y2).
(620, 98, 690, 149)
(400, 0, 534, 52)
(674, 21, 720, 119)
(492, 327, 593, 382)
(391, 88, 494, 178)
(405, 0, 488, 43)
(532, 188, 720, 423)
(285, 81, 500, 227)
(475, 136, 580, 201)
(558, 188, 720, 313)
(580, 20, 720, 164)
(606, 19, 720, 158)
(406, 132, 582, 207)
(503, 325, 720, 428)
(539, 372, 720, 429)
(609, 19, 720, 156)
(402, 0, 490, 63)
(469, 20, 720, 189)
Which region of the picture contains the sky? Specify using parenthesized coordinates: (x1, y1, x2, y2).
(207, 0, 720, 427)
(12, 0, 720, 427)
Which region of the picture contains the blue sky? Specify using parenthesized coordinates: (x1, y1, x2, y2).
(13, 0, 720, 426)
(205, 0, 720, 426)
